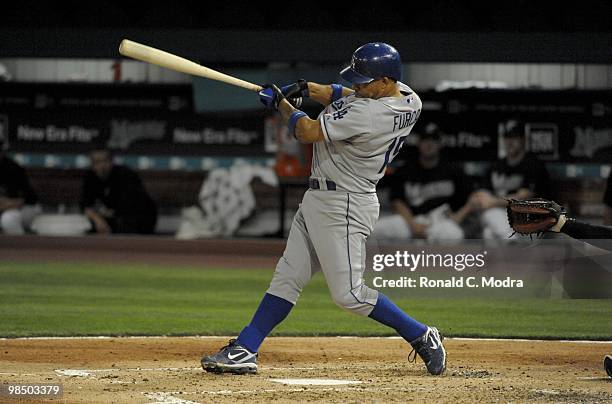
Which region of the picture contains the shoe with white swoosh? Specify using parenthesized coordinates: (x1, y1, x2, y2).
(409, 326, 446, 375)
(201, 339, 258, 374)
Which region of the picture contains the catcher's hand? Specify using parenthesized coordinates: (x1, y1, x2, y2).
(506, 198, 566, 236)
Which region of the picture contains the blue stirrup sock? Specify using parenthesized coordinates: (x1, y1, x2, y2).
(368, 293, 428, 343)
(236, 293, 294, 353)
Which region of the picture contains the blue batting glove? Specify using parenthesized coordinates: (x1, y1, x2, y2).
(258, 84, 284, 110)
(259, 87, 276, 109)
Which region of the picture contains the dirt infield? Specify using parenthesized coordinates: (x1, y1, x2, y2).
(1, 337, 610, 403)
(2, 235, 611, 402)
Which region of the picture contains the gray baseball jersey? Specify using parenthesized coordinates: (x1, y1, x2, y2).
(267, 82, 421, 317)
(312, 82, 422, 193)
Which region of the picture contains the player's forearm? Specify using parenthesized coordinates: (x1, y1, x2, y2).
(277, 98, 324, 144)
(507, 188, 533, 201)
(393, 200, 416, 226)
(449, 204, 471, 224)
(308, 82, 353, 106)
(491, 195, 511, 208)
(559, 216, 612, 239)
(85, 207, 112, 233)
(277, 97, 298, 122)
(84, 208, 104, 222)
(496, 189, 532, 208)
(295, 119, 325, 143)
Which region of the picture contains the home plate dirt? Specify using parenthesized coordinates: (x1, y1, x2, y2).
(1, 337, 611, 403)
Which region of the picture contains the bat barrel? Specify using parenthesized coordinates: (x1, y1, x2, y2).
(118, 39, 262, 92)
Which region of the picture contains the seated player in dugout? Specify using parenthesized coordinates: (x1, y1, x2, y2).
(373, 123, 477, 243)
(80, 148, 157, 235)
(0, 150, 41, 234)
(470, 119, 551, 240)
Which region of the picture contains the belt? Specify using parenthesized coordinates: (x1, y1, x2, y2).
(309, 178, 337, 191)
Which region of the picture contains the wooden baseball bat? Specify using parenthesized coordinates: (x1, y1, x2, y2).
(118, 39, 263, 92)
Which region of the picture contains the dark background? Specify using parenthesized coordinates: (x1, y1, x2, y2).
(1, 1, 611, 62)
(4, 1, 612, 32)
(1, 1, 610, 219)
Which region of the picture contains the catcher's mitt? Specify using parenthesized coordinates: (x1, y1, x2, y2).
(506, 198, 565, 236)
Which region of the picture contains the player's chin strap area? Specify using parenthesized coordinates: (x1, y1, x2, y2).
(309, 178, 337, 191)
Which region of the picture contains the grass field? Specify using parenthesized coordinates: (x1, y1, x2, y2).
(1, 261, 610, 339)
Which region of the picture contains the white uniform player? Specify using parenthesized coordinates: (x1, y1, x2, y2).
(471, 120, 551, 242)
(374, 126, 475, 243)
(268, 82, 420, 312)
(0, 153, 41, 235)
(311, 84, 420, 194)
(202, 43, 447, 376)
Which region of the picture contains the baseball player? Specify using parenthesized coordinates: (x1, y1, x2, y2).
(201, 43, 446, 375)
(374, 123, 476, 243)
(471, 119, 551, 240)
(549, 204, 612, 241)
(0, 151, 41, 234)
(507, 199, 612, 376)
(80, 148, 157, 234)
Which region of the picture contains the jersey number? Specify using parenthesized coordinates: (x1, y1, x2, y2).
(378, 135, 408, 173)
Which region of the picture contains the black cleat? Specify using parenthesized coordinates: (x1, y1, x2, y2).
(605, 355, 612, 378)
(201, 339, 258, 374)
(409, 326, 446, 375)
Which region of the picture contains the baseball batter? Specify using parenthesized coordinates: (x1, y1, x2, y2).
(201, 43, 446, 375)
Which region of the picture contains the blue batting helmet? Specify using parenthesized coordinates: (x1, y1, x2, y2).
(340, 42, 402, 84)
